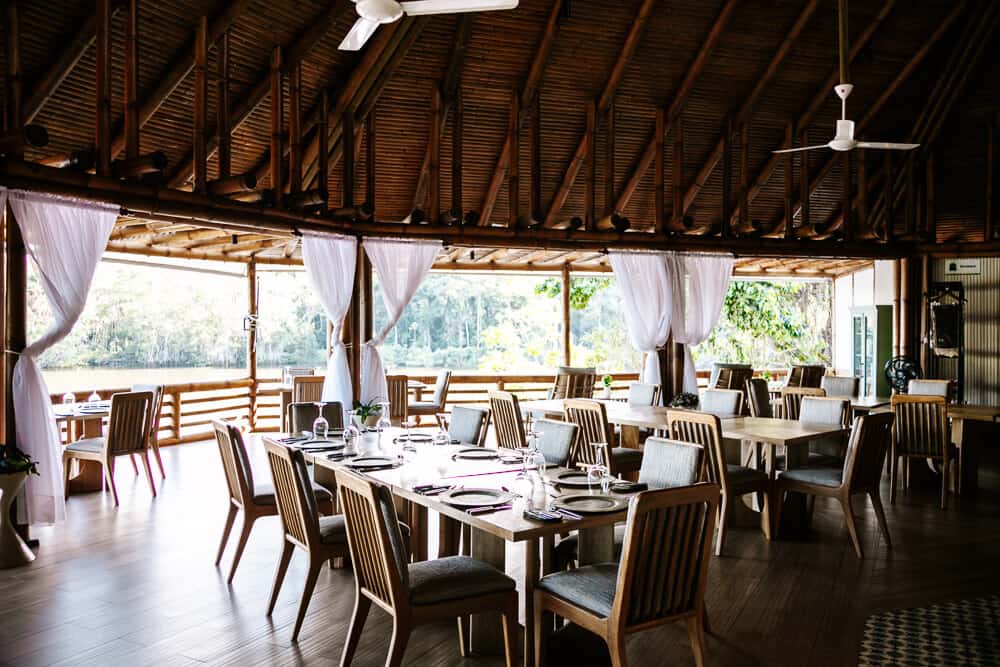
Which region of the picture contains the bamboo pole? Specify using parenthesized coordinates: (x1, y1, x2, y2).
(721, 114, 732, 238)
(451, 90, 463, 220)
(799, 129, 810, 232)
(900, 257, 911, 357)
(669, 111, 684, 232)
(289, 63, 303, 194)
(367, 108, 376, 217)
(585, 100, 596, 230)
(318, 91, 329, 212)
(919, 255, 929, 372)
(95, 0, 111, 176)
(193, 16, 208, 194)
(529, 93, 541, 223)
(508, 90, 520, 228)
(429, 88, 441, 224)
(654, 107, 665, 234)
(124, 0, 139, 163)
(342, 110, 355, 210)
(605, 99, 615, 220)
(269, 47, 283, 205)
(892, 259, 901, 357)
(217, 31, 231, 179)
(925, 153, 935, 242)
(246, 261, 257, 429)
(562, 264, 571, 366)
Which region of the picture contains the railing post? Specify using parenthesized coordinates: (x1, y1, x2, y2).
(246, 260, 257, 430)
(171, 389, 181, 440)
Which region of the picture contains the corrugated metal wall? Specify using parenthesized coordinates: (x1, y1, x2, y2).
(932, 257, 1000, 405)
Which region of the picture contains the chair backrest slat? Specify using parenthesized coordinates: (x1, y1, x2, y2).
(820, 375, 860, 399)
(907, 379, 951, 399)
(292, 375, 325, 403)
(638, 438, 703, 489)
(550, 366, 596, 400)
(699, 389, 743, 417)
(745, 378, 773, 418)
(665, 410, 727, 491)
(264, 439, 320, 549)
(131, 384, 164, 445)
(564, 399, 614, 468)
(614, 484, 718, 628)
(488, 391, 526, 450)
(386, 375, 409, 424)
(534, 418, 578, 466)
(289, 401, 344, 433)
(107, 391, 152, 457)
(627, 382, 660, 407)
(891, 395, 948, 459)
(431, 370, 452, 407)
(213, 420, 249, 505)
(781, 386, 826, 420)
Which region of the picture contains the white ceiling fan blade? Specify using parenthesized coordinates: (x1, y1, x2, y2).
(400, 0, 518, 17)
(339, 17, 380, 51)
(772, 143, 831, 154)
(855, 141, 920, 151)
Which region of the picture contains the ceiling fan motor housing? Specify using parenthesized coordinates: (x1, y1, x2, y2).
(357, 0, 404, 23)
(830, 119, 855, 151)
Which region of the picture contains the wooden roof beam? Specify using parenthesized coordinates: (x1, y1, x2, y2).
(479, 0, 566, 226)
(612, 0, 740, 215)
(542, 0, 658, 227)
(676, 0, 818, 216)
(166, 1, 350, 187)
(727, 0, 897, 226)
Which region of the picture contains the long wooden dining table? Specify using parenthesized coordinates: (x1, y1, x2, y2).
(271, 431, 637, 667)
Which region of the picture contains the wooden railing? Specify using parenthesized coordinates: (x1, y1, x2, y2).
(49, 367, 791, 444)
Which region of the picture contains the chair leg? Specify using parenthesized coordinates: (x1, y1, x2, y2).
(715, 495, 729, 557)
(940, 459, 949, 510)
(140, 451, 157, 498)
(868, 490, 892, 550)
(501, 598, 518, 667)
(267, 541, 295, 616)
(340, 594, 372, 667)
(839, 496, 863, 559)
(291, 559, 323, 642)
(129, 453, 139, 474)
(889, 455, 898, 505)
(685, 614, 707, 667)
(535, 592, 548, 667)
(106, 458, 120, 507)
(215, 505, 239, 566)
(703, 608, 712, 636)
(227, 516, 254, 584)
(455, 617, 468, 658)
(63, 457, 72, 500)
(152, 441, 166, 479)
(608, 633, 629, 667)
(385, 618, 412, 667)
(759, 489, 773, 541)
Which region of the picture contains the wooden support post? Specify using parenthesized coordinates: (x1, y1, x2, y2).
(605, 99, 615, 218)
(671, 341, 685, 398)
(269, 47, 283, 205)
(193, 16, 208, 194)
(362, 252, 374, 344)
(585, 100, 597, 230)
(216, 31, 231, 179)
(657, 345, 671, 405)
(799, 129, 810, 231)
(925, 153, 935, 242)
(95, 0, 111, 176)
(736, 120, 750, 235)
(289, 63, 302, 194)
(561, 264, 571, 366)
(654, 107, 665, 234)
(720, 114, 733, 238)
(529, 92, 541, 222)
(452, 89, 463, 220)
(429, 88, 441, 224)
(342, 110, 355, 210)
(318, 91, 329, 212)
(892, 259, 901, 357)
(919, 255, 930, 372)
(784, 121, 794, 239)
(987, 120, 995, 241)
(672, 112, 684, 230)
(123, 0, 139, 163)
(345, 244, 364, 403)
(900, 256, 911, 357)
(4, 202, 27, 539)
(508, 90, 520, 228)
(367, 108, 376, 216)
(246, 261, 258, 430)
(4, 1, 22, 151)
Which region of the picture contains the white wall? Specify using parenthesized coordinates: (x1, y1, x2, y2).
(833, 266, 880, 375)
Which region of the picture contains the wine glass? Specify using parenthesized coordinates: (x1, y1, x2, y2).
(376, 405, 392, 447)
(342, 409, 360, 457)
(62, 391, 75, 405)
(586, 442, 610, 492)
(312, 414, 329, 440)
(87, 390, 101, 404)
(401, 417, 418, 449)
(433, 412, 450, 446)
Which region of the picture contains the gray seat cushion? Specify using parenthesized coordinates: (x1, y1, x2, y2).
(65, 438, 104, 454)
(611, 447, 643, 468)
(252, 481, 332, 506)
(408, 556, 515, 606)
(319, 515, 348, 545)
(780, 467, 843, 488)
(726, 464, 768, 488)
(536, 563, 620, 618)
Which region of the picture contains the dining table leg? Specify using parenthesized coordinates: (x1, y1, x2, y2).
(407, 503, 428, 562)
(470, 527, 506, 655)
(777, 444, 811, 536)
(577, 525, 615, 565)
(522, 538, 539, 667)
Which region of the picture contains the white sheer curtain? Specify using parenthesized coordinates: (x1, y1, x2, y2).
(1, 189, 117, 525)
(301, 232, 357, 410)
(608, 251, 673, 390)
(361, 238, 441, 403)
(665, 252, 734, 393)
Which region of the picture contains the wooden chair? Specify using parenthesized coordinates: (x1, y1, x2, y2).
(263, 440, 350, 641)
(386, 374, 410, 426)
(131, 383, 165, 478)
(282, 366, 315, 385)
(781, 386, 825, 420)
(549, 366, 597, 400)
(288, 401, 344, 433)
(336, 468, 519, 667)
(890, 395, 954, 509)
(710, 362, 752, 389)
(534, 418, 578, 466)
(699, 388, 743, 417)
(536, 484, 719, 667)
(820, 375, 860, 399)
(799, 396, 851, 465)
(488, 390, 527, 450)
(745, 378, 773, 418)
(785, 365, 825, 388)
(565, 399, 643, 477)
(667, 409, 772, 555)
(63, 390, 154, 507)
(292, 375, 325, 403)
(776, 412, 895, 558)
(626, 382, 660, 407)
(907, 378, 951, 399)
(212, 421, 333, 583)
(447, 405, 489, 446)
(408, 369, 452, 419)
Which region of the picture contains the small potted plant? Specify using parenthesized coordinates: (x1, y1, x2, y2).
(0, 445, 38, 568)
(351, 399, 384, 428)
(600, 374, 613, 399)
(668, 392, 699, 409)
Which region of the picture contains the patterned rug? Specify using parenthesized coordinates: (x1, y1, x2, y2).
(858, 595, 1000, 666)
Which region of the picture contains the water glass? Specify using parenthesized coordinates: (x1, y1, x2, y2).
(87, 390, 101, 403)
(587, 442, 610, 492)
(376, 409, 392, 446)
(342, 409, 360, 456)
(62, 392, 75, 405)
(312, 415, 329, 440)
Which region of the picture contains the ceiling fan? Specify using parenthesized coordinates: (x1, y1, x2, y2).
(339, 0, 519, 51)
(773, 0, 918, 155)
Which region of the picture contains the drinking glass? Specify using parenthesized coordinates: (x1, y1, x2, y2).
(376, 407, 392, 447)
(342, 409, 360, 457)
(62, 392, 75, 405)
(312, 415, 329, 440)
(433, 413, 450, 446)
(87, 390, 101, 403)
(401, 417, 418, 450)
(586, 442, 610, 492)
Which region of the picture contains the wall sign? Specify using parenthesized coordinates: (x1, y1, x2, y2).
(944, 258, 981, 276)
